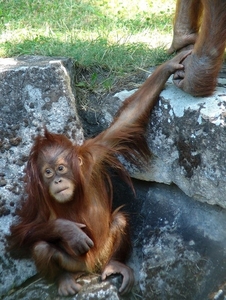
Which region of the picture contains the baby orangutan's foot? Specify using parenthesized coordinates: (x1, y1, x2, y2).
(102, 260, 134, 295)
(58, 272, 82, 296)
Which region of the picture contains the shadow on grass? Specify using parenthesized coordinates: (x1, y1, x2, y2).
(1, 36, 170, 73)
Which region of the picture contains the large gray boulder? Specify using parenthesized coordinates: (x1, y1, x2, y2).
(104, 67, 226, 208)
(0, 56, 83, 295)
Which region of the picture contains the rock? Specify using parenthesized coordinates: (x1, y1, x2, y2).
(130, 181, 226, 300)
(146, 75, 226, 208)
(0, 56, 83, 296)
(99, 66, 226, 208)
(4, 274, 126, 300)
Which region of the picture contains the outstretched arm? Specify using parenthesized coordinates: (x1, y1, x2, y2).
(87, 51, 190, 165)
(106, 51, 190, 133)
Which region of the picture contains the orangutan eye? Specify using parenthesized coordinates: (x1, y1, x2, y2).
(44, 168, 54, 178)
(58, 165, 67, 173)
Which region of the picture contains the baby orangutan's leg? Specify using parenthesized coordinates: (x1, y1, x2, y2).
(101, 210, 135, 295)
(33, 241, 87, 296)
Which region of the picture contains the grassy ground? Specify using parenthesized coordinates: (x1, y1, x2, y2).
(0, 0, 175, 74)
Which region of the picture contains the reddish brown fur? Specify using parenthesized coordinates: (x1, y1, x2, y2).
(169, 0, 226, 97)
(168, 0, 203, 54)
(7, 51, 190, 296)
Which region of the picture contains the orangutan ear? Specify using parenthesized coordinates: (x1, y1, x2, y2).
(78, 156, 83, 166)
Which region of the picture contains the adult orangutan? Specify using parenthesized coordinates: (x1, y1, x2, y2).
(7, 51, 190, 297)
(168, 0, 226, 97)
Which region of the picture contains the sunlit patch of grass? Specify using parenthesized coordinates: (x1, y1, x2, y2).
(0, 0, 175, 75)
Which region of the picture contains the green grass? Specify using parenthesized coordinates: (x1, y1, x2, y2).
(0, 0, 175, 74)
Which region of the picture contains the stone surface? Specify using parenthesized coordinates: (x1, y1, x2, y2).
(4, 274, 126, 300)
(111, 178, 226, 300)
(146, 75, 226, 208)
(130, 181, 226, 300)
(96, 66, 226, 208)
(0, 56, 83, 296)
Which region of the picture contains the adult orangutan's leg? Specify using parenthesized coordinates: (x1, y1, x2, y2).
(173, 0, 226, 96)
(168, 0, 203, 54)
